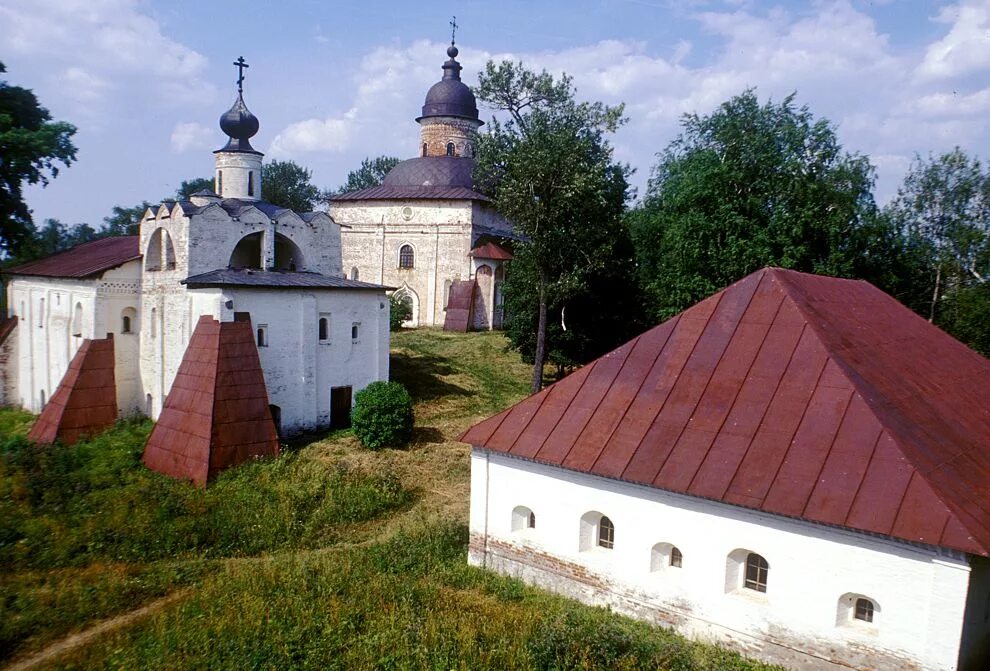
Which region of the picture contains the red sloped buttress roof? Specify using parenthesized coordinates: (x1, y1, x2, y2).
(142, 315, 279, 486)
(28, 336, 117, 445)
(461, 268, 990, 556)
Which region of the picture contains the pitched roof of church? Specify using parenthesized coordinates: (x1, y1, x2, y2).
(183, 268, 392, 290)
(462, 268, 990, 556)
(333, 157, 490, 202)
(4, 236, 140, 279)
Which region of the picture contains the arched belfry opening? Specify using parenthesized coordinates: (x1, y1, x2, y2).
(146, 228, 177, 272)
(274, 234, 305, 271)
(229, 232, 262, 269)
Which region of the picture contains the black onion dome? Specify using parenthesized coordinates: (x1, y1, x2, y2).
(383, 156, 475, 188)
(218, 93, 260, 153)
(417, 45, 480, 122)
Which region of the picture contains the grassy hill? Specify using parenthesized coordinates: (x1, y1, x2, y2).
(0, 329, 779, 670)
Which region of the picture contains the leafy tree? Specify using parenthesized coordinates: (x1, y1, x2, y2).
(262, 160, 320, 211)
(630, 89, 878, 321)
(883, 148, 989, 320)
(389, 293, 412, 331)
(103, 202, 155, 237)
(882, 148, 990, 353)
(0, 61, 77, 257)
(176, 177, 214, 199)
(475, 61, 642, 391)
(330, 156, 400, 196)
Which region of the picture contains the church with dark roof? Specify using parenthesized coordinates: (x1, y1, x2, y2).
(1, 59, 392, 485)
(331, 41, 515, 330)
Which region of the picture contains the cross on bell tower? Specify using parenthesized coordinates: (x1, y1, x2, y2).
(233, 56, 249, 94)
(450, 16, 458, 45)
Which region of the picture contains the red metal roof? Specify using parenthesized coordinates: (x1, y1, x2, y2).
(5, 236, 140, 278)
(469, 241, 513, 260)
(142, 315, 279, 486)
(28, 336, 117, 445)
(462, 268, 990, 555)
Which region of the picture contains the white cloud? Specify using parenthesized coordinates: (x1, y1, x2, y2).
(917, 1, 990, 81)
(269, 115, 356, 155)
(0, 0, 213, 113)
(170, 122, 215, 154)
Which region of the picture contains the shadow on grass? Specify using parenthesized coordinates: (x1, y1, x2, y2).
(390, 350, 471, 403)
(411, 426, 445, 444)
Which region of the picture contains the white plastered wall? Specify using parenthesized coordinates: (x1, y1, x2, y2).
(333, 198, 510, 327)
(469, 450, 976, 671)
(7, 259, 141, 414)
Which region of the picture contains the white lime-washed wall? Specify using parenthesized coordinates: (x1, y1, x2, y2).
(333, 198, 508, 327)
(138, 199, 347, 420)
(469, 450, 981, 671)
(200, 286, 390, 432)
(215, 150, 262, 200)
(0, 320, 18, 407)
(6, 260, 142, 414)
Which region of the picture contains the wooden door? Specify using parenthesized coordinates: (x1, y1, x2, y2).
(330, 386, 352, 429)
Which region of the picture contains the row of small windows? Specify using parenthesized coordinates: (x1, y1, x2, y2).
(257, 321, 361, 347)
(512, 506, 878, 625)
(421, 142, 458, 157)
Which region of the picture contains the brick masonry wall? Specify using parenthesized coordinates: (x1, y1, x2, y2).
(419, 116, 481, 157)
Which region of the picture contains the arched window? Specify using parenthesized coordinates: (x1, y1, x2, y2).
(422, 143, 428, 157)
(598, 516, 615, 549)
(744, 553, 768, 592)
(855, 598, 874, 623)
(257, 324, 268, 347)
(38, 298, 44, 327)
(150, 308, 157, 339)
(837, 593, 880, 627)
(318, 317, 329, 341)
(248, 171, 255, 197)
(217, 170, 223, 195)
(350, 267, 359, 281)
(651, 542, 682, 572)
(511, 506, 535, 532)
(72, 302, 83, 337)
(398, 244, 414, 269)
(274, 233, 305, 271)
(121, 307, 137, 334)
(446, 142, 455, 156)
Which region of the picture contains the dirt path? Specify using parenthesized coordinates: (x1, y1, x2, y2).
(2, 589, 191, 671)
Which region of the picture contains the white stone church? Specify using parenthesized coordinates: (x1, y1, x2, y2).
(0, 63, 390, 482)
(332, 42, 515, 330)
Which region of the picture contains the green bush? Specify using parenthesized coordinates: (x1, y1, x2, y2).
(351, 381, 414, 450)
(389, 293, 413, 331)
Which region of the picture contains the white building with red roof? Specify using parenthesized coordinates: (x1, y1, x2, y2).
(1, 61, 390, 484)
(462, 268, 990, 671)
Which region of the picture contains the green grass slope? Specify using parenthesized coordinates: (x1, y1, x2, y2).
(0, 329, 780, 670)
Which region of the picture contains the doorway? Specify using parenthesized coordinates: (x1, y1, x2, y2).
(269, 405, 282, 438)
(330, 386, 352, 429)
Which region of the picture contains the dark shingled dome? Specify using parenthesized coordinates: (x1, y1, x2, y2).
(218, 93, 260, 153)
(417, 45, 479, 122)
(383, 156, 475, 188)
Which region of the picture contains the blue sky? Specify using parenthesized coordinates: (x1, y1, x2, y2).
(2, 0, 989, 229)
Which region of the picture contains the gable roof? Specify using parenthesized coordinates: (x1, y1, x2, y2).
(462, 268, 990, 555)
(469, 241, 513, 260)
(5, 236, 140, 279)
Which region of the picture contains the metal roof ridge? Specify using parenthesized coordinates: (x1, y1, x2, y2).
(771, 269, 989, 554)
